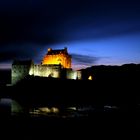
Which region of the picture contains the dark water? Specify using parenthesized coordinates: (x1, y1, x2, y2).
(0, 107, 135, 140)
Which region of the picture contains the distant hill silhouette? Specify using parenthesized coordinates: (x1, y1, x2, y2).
(81, 63, 140, 81)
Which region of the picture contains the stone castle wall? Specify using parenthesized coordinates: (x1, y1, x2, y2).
(12, 63, 33, 85)
(29, 64, 61, 78)
(66, 69, 82, 80)
(12, 63, 82, 85)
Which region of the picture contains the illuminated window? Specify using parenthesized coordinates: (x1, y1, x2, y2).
(88, 75, 92, 80)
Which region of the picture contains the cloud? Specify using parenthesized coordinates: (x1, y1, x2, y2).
(71, 53, 99, 66)
(0, 0, 140, 46)
(0, 63, 11, 69)
(0, 43, 47, 63)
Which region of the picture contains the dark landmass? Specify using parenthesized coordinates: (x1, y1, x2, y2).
(81, 63, 140, 81)
(0, 63, 139, 107)
(0, 64, 138, 139)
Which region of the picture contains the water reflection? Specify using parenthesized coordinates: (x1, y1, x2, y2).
(28, 105, 119, 118)
(0, 98, 121, 118)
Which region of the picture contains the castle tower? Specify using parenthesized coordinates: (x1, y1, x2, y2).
(42, 47, 71, 68)
(12, 60, 34, 85)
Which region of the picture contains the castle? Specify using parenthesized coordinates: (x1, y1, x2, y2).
(12, 47, 82, 85)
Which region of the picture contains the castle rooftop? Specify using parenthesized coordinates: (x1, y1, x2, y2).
(47, 47, 68, 55)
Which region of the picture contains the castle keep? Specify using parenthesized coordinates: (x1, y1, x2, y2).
(42, 47, 71, 68)
(12, 47, 82, 85)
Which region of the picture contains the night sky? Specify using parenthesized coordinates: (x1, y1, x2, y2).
(0, 0, 140, 70)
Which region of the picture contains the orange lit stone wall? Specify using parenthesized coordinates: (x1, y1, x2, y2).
(42, 54, 71, 68)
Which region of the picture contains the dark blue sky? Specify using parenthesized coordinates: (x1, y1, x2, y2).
(0, 0, 140, 69)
